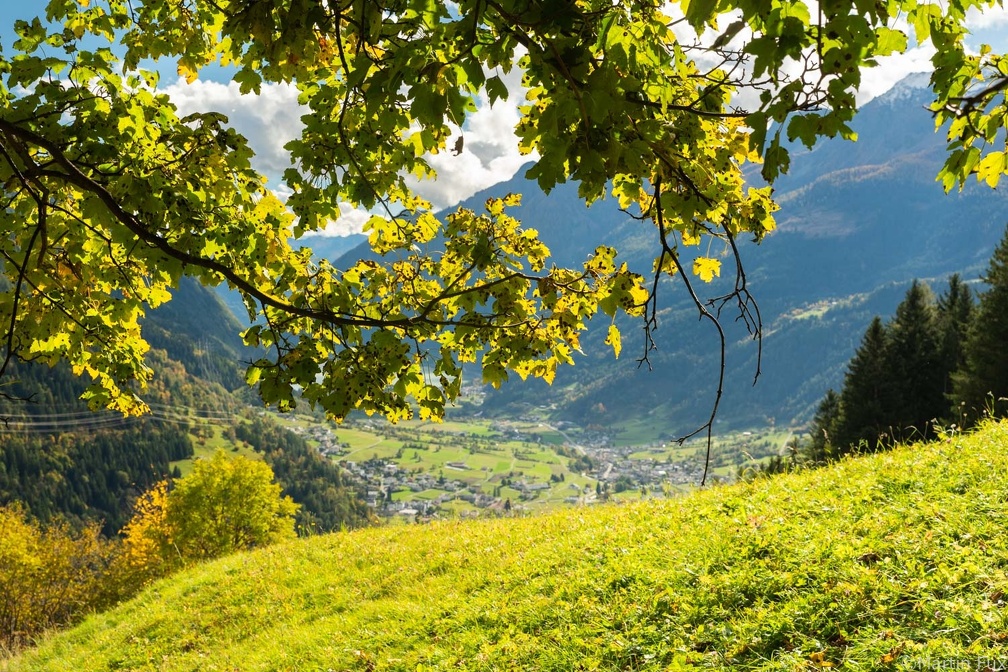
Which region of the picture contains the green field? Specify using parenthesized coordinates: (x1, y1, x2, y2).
(169, 423, 262, 478)
(166, 410, 798, 518)
(262, 412, 806, 517)
(310, 416, 599, 512)
(12, 420, 1008, 670)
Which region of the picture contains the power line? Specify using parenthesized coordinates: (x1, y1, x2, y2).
(0, 401, 244, 433)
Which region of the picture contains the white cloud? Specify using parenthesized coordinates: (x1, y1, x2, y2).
(406, 66, 533, 211)
(163, 71, 531, 228)
(163, 77, 302, 179)
(320, 205, 372, 237)
(966, 4, 1008, 33)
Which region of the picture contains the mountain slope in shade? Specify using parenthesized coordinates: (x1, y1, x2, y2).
(145, 277, 253, 391)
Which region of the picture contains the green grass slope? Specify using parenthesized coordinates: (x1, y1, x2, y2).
(11, 422, 1008, 671)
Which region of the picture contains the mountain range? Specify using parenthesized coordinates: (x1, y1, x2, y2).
(324, 73, 1008, 438)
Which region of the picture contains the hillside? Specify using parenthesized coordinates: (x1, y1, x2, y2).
(10, 421, 1008, 670)
(0, 280, 370, 535)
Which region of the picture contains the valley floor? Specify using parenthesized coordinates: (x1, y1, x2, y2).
(277, 412, 788, 519)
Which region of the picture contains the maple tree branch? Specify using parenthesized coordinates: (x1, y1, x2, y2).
(945, 75, 1008, 116)
(652, 180, 724, 486)
(707, 228, 763, 386)
(0, 118, 562, 337)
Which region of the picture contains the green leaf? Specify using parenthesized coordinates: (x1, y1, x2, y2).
(977, 151, 1005, 188)
(875, 27, 907, 55)
(683, 0, 719, 30)
(485, 75, 508, 104)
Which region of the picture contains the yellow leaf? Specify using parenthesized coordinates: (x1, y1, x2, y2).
(693, 257, 721, 283)
(653, 254, 679, 277)
(605, 323, 622, 358)
(879, 642, 904, 664)
(809, 651, 833, 667)
(977, 151, 1005, 188)
(681, 229, 701, 246)
(177, 61, 198, 84)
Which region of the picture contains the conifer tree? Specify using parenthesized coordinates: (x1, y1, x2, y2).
(806, 389, 841, 464)
(936, 274, 974, 407)
(885, 280, 944, 440)
(834, 317, 895, 452)
(952, 227, 1008, 423)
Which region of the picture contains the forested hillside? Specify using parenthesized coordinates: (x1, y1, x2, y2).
(0, 280, 370, 536)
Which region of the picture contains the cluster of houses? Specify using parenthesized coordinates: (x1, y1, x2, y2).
(339, 457, 586, 519)
(591, 443, 709, 489)
(285, 416, 717, 520)
(289, 422, 346, 457)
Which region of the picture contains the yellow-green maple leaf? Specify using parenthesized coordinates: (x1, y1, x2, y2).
(693, 257, 721, 283)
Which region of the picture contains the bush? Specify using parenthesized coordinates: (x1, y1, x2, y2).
(120, 452, 298, 584)
(0, 504, 119, 653)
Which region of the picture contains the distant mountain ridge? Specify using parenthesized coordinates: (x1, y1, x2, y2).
(281, 74, 1006, 439)
(332, 73, 1007, 436)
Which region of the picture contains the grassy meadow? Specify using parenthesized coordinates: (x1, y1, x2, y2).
(314, 416, 600, 508)
(9, 421, 1008, 670)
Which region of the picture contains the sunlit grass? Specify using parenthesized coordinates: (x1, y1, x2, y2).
(170, 425, 261, 477)
(12, 421, 1008, 670)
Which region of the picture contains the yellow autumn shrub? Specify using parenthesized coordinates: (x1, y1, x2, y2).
(0, 504, 118, 653)
(119, 452, 297, 585)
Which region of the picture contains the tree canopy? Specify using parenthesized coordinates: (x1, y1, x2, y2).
(952, 225, 1008, 421)
(120, 451, 297, 577)
(1, 0, 1006, 428)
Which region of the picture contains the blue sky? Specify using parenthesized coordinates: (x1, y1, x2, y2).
(0, 5, 33, 50)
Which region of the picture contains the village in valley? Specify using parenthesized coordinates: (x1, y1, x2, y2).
(280, 412, 787, 521)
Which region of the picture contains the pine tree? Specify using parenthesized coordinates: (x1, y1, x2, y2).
(885, 280, 944, 440)
(936, 274, 974, 410)
(834, 317, 896, 452)
(952, 226, 1008, 423)
(805, 389, 840, 464)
